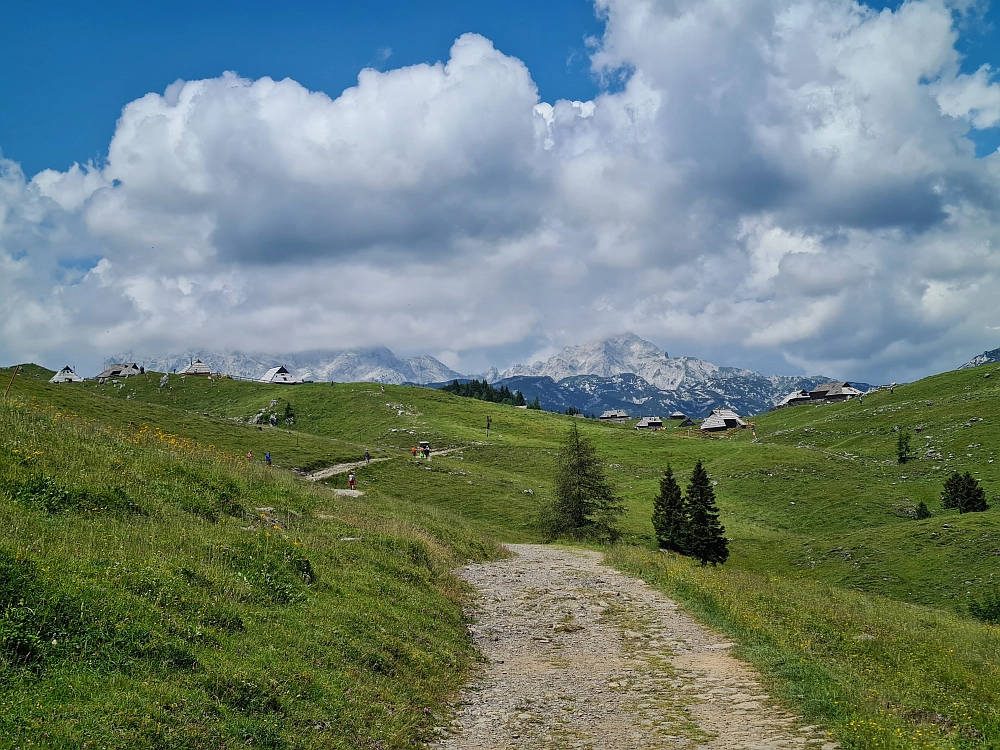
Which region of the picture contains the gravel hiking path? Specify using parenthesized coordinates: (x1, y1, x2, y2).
(307, 445, 473, 481)
(432, 544, 837, 750)
(307, 458, 390, 481)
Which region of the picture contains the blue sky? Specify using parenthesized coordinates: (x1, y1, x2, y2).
(8, 1, 999, 178)
(5, 0, 1000, 382)
(2, 1, 607, 176)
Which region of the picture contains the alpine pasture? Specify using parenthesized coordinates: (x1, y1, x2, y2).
(3, 362, 1000, 748)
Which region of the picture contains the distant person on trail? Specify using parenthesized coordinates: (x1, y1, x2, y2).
(247, 450, 253, 461)
(423, 446, 431, 459)
(265, 452, 271, 466)
(348, 472, 357, 490)
(381, 384, 385, 393)
(364, 449, 371, 464)
(412, 446, 418, 458)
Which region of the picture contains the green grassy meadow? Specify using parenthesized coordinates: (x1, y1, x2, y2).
(6, 361, 1000, 748)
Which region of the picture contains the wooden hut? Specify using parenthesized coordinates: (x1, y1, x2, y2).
(179, 359, 213, 376)
(49, 366, 83, 384)
(700, 409, 746, 432)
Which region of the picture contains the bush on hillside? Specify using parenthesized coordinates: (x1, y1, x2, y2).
(969, 589, 1000, 623)
(9, 474, 142, 515)
(942, 471, 989, 514)
(540, 422, 625, 542)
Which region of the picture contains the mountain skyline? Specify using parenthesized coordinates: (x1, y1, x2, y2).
(111, 332, 832, 385)
(97, 331, 881, 418)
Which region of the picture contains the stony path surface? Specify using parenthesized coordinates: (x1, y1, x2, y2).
(308, 445, 473, 481)
(307, 457, 390, 481)
(432, 544, 837, 750)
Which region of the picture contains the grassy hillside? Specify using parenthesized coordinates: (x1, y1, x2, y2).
(13, 362, 1000, 609)
(0, 372, 502, 749)
(8, 361, 1000, 748)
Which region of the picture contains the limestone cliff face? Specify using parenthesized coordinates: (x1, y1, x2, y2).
(960, 347, 1000, 370)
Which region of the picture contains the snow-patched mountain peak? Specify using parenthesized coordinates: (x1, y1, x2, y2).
(498, 333, 738, 391)
(960, 347, 1000, 370)
(114, 347, 460, 385)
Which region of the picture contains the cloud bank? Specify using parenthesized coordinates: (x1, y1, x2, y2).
(4, 0, 1000, 381)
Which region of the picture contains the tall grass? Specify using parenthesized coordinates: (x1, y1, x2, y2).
(608, 546, 1000, 750)
(0, 396, 503, 749)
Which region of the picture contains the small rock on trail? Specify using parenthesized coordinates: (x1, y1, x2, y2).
(432, 544, 836, 750)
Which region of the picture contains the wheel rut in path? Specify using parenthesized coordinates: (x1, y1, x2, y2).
(432, 544, 837, 750)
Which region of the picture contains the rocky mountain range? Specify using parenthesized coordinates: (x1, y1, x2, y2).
(475, 333, 855, 418)
(960, 347, 1000, 370)
(115, 332, 869, 418)
(113, 348, 461, 385)
(481, 333, 722, 390)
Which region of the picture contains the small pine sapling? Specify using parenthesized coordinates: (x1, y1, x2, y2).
(915, 500, 931, 519)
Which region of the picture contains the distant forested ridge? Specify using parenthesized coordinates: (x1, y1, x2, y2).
(441, 378, 539, 408)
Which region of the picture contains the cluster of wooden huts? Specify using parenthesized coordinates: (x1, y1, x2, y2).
(773, 381, 865, 409)
(598, 408, 745, 433)
(47, 359, 304, 385)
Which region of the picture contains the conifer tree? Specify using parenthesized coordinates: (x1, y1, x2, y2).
(651, 466, 687, 553)
(541, 422, 625, 542)
(896, 428, 912, 464)
(684, 460, 729, 566)
(942, 471, 989, 513)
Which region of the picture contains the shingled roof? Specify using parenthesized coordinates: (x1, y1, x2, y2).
(700, 408, 746, 432)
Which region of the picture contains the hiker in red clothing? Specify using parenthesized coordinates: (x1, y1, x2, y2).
(348, 472, 357, 490)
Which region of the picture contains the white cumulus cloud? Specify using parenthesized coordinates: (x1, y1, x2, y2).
(4, 3, 1000, 382)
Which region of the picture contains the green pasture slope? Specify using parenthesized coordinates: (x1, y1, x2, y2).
(0, 365, 502, 749)
(6, 362, 1000, 747)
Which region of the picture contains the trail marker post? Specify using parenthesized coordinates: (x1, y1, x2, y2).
(3, 365, 20, 399)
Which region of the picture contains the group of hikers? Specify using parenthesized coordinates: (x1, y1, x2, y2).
(246, 450, 272, 466)
(345, 450, 371, 490)
(411, 445, 431, 459)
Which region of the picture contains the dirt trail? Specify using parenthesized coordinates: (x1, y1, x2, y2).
(432, 544, 836, 750)
(307, 458, 390, 481)
(307, 445, 473, 481)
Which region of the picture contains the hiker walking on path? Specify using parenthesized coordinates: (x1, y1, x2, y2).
(412, 446, 418, 458)
(247, 450, 253, 461)
(348, 472, 357, 490)
(265, 452, 271, 466)
(364, 449, 370, 464)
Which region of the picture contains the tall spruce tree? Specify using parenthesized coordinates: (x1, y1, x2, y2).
(541, 422, 625, 542)
(651, 466, 687, 553)
(684, 460, 729, 566)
